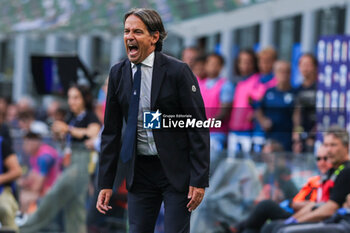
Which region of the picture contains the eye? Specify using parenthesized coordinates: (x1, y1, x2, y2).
(134, 30, 143, 34)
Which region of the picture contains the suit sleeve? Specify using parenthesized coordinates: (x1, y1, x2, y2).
(177, 63, 210, 188)
(98, 65, 123, 190)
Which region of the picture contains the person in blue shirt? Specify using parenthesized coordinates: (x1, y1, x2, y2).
(252, 47, 278, 153)
(255, 61, 295, 151)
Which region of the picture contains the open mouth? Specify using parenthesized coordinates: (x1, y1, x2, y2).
(128, 44, 139, 56)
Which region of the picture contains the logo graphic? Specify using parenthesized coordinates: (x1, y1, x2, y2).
(192, 85, 196, 92)
(143, 110, 162, 129)
(143, 109, 222, 129)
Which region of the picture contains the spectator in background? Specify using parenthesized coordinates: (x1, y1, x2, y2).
(18, 132, 59, 214)
(53, 106, 67, 122)
(257, 47, 277, 83)
(0, 97, 12, 147)
(0, 136, 22, 231)
(228, 49, 259, 156)
(274, 194, 350, 233)
(251, 47, 278, 153)
(5, 103, 19, 129)
(46, 100, 65, 126)
(233, 49, 259, 84)
(20, 85, 101, 233)
(192, 55, 207, 85)
(293, 53, 318, 154)
(261, 126, 350, 233)
(16, 96, 36, 114)
(18, 110, 49, 137)
(200, 53, 234, 166)
(0, 96, 9, 117)
(231, 145, 332, 233)
(256, 140, 298, 203)
(17, 96, 46, 122)
(181, 46, 199, 70)
(255, 61, 295, 151)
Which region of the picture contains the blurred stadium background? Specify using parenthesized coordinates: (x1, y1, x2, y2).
(0, 0, 349, 100)
(1, 0, 350, 233)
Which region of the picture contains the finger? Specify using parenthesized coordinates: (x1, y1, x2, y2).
(188, 190, 204, 211)
(191, 192, 201, 209)
(96, 204, 106, 214)
(103, 192, 113, 210)
(96, 198, 106, 214)
(98, 193, 111, 212)
(103, 192, 111, 206)
(187, 198, 200, 212)
(188, 186, 194, 199)
(187, 192, 199, 211)
(186, 198, 195, 211)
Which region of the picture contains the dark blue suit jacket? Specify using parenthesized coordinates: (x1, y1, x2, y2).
(98, 51, 210, 192)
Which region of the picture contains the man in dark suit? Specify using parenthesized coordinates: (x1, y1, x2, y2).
(96, 8, 210, 232)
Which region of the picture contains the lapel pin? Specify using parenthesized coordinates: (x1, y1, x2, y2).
(192, 85, 196, 92)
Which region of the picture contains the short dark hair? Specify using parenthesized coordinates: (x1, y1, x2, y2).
(325, 125, 349, 147)
(68, 84, 94, 111)
(194, 55, 207, 64)
(265, 139, 285, 153)
(299, 53, 318, 68)
(18, 110, 35, 120)
(182, 47, 200, 55)
(207, 53, 225, 66)
(24, 131, 41, 140)
(124, 8, 167, 52)
(234, 49, 259, 76)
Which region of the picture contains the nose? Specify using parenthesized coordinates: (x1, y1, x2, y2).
(125, 32, 134, 41)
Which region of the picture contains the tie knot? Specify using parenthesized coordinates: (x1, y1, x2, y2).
(136, 63, 142, 70)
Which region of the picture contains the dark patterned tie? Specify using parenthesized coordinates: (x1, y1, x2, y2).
(120, 63, 142, 163)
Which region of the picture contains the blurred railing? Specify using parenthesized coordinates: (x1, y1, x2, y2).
(8, 132, 318, 233)
(190, 151, 318, 233)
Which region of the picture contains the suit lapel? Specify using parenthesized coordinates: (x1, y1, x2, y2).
(122, 59, 133, 103)
(151, 52, 166, 109)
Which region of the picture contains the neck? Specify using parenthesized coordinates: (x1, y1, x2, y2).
(302, 76, 316, 87)
(261, 71, 271, 76)
(241, 72, 253, 77)
(277, 83, 290, 91)
(334, 158, 349, 169)
(74, 108, 85, 116)
(208, 75, 219, 79)
(32, 144, 41, 156)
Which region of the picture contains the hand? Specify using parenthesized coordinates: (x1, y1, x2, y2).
(261, 117, 272, 131)
(186, 186, 205, 212)
(52, 121, 69, 136)
(284, 216, 298, 224)
(96, 189, 113, 214)
(84, 137, 96, 150)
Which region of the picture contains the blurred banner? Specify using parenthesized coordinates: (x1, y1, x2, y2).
(316, 35, 350, 147)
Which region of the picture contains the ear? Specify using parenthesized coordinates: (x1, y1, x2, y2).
(151, 31, 160, 45)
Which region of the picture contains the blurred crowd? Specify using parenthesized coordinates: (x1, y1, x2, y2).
(182, 46, 318, 160)
(0, 45, 343, 233)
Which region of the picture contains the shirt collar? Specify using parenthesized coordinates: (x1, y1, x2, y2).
(131, 51, 155, 69)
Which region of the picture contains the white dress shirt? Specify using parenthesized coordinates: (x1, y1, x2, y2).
(131, 51, 158, 155)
